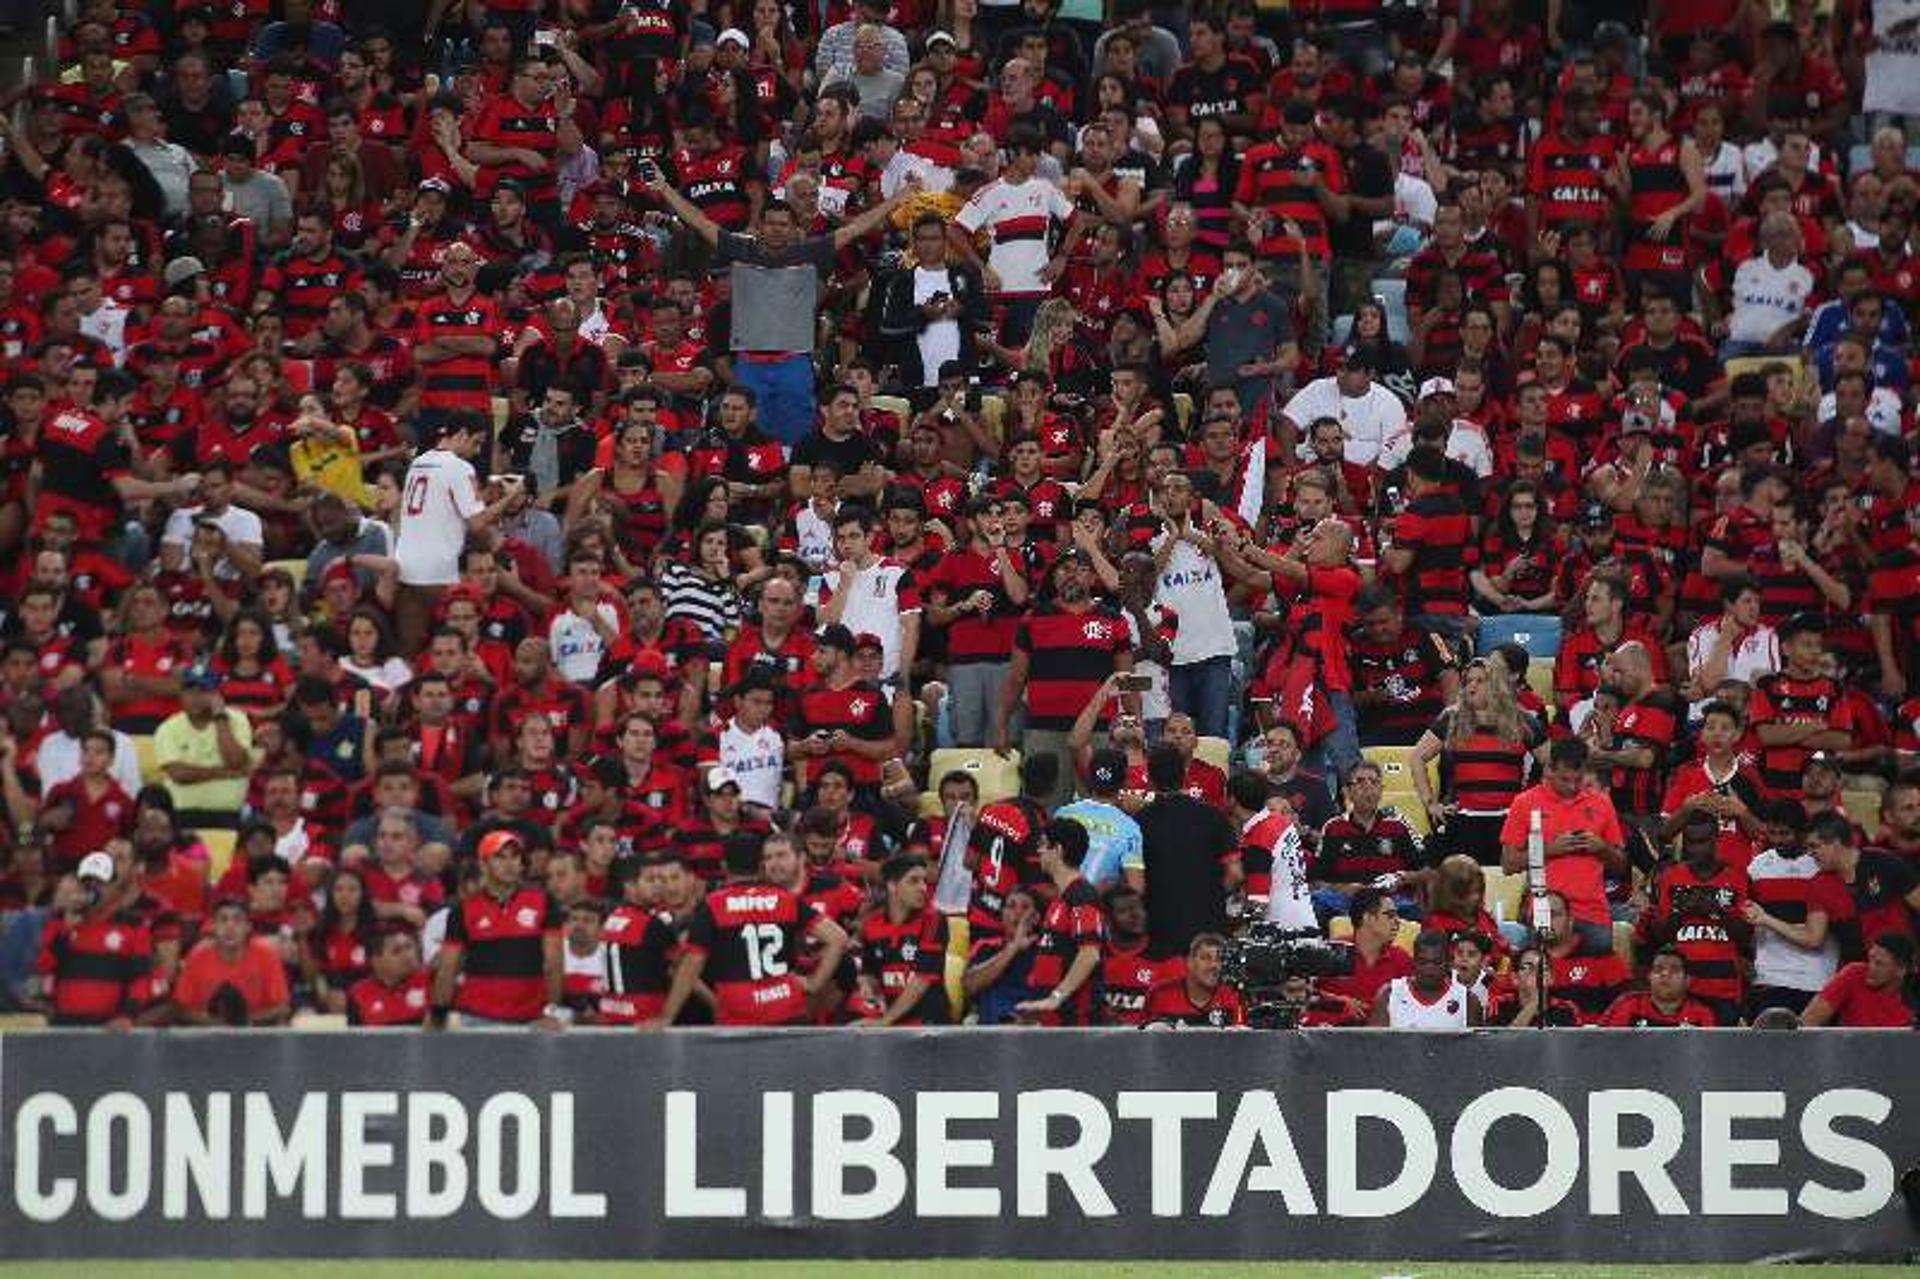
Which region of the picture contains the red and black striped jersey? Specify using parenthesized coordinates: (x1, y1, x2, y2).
(1028, 875, 1106, 1025)
(672, 145, 760, 232)
(1233, 140, 1344, 259)
(1527, 130, 1615, 232)
(683, 879, 820, 1025)
(1749, 672, 1852, 795)
(35, 911, 154, 1024)
(471, 93, 561, 202)
(1624, 136, 1692, 273)
(859, 907, 951, 1025)
(1608, 689, 1679, 818)
(1348, 626, 1455, 744)
(1314, 812, 1421, 882)
(1102, 939, 1163, 1027)
(1388, 492, 1474, 617)
(412, 290, 500, 411)
(1015, 602, 1132, 731)
(1638, 860, 1750, 1004)
(598, 904, 679, 1024)
(444, 886, 561, 1022)
(262, 248, 357, 338)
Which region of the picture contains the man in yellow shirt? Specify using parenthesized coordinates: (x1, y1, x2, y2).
(152, 662, 254, 828)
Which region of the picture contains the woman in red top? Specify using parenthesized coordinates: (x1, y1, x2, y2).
(302, 866, 377, 1015)
(569, 420, 680, 570)
(311, 153, 382, 251)
(212, 609, 295, 724)
(98, 583, 189, 733)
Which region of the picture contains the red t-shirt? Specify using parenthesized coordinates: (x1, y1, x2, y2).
(1815, 962, 1915, 1028)
(1499, 782, 1627, 927)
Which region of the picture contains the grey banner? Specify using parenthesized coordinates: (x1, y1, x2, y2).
(1, 1029, 1915, 1262)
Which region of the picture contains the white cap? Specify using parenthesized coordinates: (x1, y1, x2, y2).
(1417, 376, 1457, 400)
(716, 27, 749, 47)
(704, 765, 742, 793)
(77, 851, 115, 884)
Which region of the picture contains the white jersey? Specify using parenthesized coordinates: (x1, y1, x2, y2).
(823, 557, 919, 679)
(953, 176, 1074, 297)
(1151, 534, 1237, 665)
(1246, 808, 1315, 932)
(1747, 848, 1841, 993)
(1726, 256, 1815, 344)
(718, 718, 786, 810)
(548, 603, 621, 684)
(1280, 376, 1409, 466)
(1385, 977, 1472, 1029)
(394, 448, 482, 586)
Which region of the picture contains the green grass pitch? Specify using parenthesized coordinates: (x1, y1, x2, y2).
(0, 1264, 1910, 1278)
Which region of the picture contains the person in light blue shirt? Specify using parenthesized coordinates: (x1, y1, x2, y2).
(1056, 748, 1145, 890)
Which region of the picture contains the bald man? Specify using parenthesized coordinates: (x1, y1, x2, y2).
(1584, 641, 1679, 826)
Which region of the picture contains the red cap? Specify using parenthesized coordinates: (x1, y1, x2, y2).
(853, 632, 885, 652)
(476, 830, 527, 860)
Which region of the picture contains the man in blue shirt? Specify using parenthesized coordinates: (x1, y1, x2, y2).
(1056, 748, 1145, 890)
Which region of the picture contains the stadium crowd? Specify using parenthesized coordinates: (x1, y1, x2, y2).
(4, 0, 1920, 1033)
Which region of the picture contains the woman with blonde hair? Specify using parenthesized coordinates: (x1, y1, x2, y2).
(1408, 657, 1547, 864)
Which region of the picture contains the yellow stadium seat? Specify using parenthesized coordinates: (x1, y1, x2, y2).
(1841, 790, 1882, 838)
(1194, 735, 1231, 775)
(199, 828, 238, 884)
(1384, 795, 1430, 836)
(979, 394, 1007, 449)
(928, 748, 1022, 803)
(1328, 916, 1423, 953)
(1363, 745, 1436, 793)
(1482, 868, 1527, 924)
(263, 558, 308, 588)
(871, 394, 912, 424)
(1526, 658, 1556, 710)
(133, 735, 159, 785)
(917, 789, 945, 818)
(1613, 921, 1636, 967)
(944, 914, 970, 1019)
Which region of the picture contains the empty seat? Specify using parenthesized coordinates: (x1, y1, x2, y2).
(927, 748, 1022, 803)
(1193, 735, 1231, 774)
(1478, 614, 1562, 660)
(133, 735, 160, 785)
(199, 828, 239, 884)
(1841, 790, 1882, 838)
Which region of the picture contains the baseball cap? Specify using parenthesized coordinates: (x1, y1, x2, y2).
(476, 830, 527, 860)
(1417, 376, 1456, 400)
(853, 632, 885, 654)
(418, 176, 453, 196)
(181, 661, 222, 690)
(716, 27, 749, 47)
(927, 31, 958, 49)
(163, 256, 207, 289)
(817, 624, 857, 654)
(1341, 347, 1375, 372)
(77, 851, 116, 884)
(1578, 501, 1613, 529)
(704, 765, 742, 793)
(219, 133, 256, 160)
(1089, 748, 1127, 792)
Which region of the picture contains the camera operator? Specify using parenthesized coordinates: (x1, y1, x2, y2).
(1316, 886, 1413, 1020)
